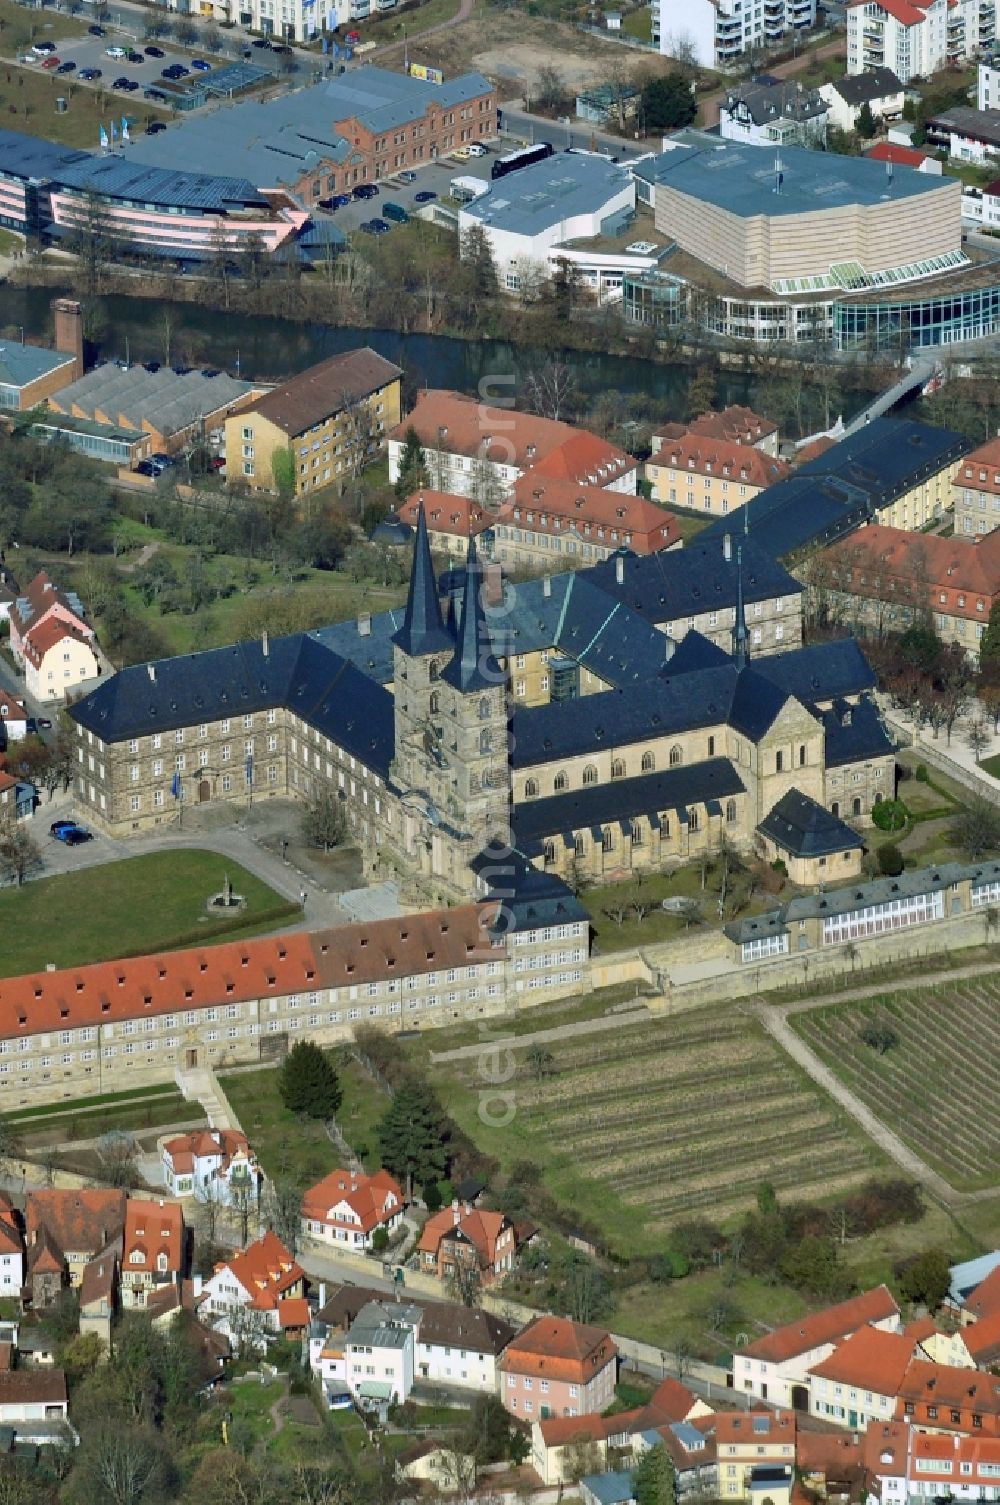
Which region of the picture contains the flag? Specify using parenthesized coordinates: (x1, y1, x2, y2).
(121, 117, 130, 143)
(171, 772, 181, 799)
(99, 123, 109, 150)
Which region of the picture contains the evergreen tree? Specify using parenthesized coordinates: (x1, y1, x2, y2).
(377, 1077, 448, 1199)
(394, 426, 430, 502)
(641, 72, 697, 131)
(277, 1041, 342, 1119)
(856, 100, 877, 139)
(634, 1442, 677, 1505)
(980, 599, 1000, 669)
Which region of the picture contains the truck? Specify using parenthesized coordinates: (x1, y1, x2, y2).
(450, 174, 491, 203)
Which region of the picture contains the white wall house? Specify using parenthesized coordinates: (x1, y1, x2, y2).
(200, 1231, 306, 1351)
(0, 1208, 23, 1297)
(818, 70, 905, 133)
(654, 0, 816, 68)
(312, 1301, 419, 1407)
(847, 0, 993, 83)
(161, 1129, 259, 1205)
(735, 1287, 902, 1408)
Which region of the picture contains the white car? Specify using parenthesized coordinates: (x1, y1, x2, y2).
(467, 142, 488, 157)
(106, 45, 127, 59)
(31, 40, 57, 54)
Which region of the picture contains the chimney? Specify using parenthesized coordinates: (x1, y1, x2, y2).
(51, 297, 84, 381)
(615, 554, 624, 585)
(318, 1280, 327, 1309)
(262, 630, 269, 658)
(452, 1198, 461, 1226)
(358, 611, 372, 638)
(542, 575, 551, 598)
(723, 533, 732, 562)
(147, 664, 156, 683)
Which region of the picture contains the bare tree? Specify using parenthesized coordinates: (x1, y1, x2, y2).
(263, 1178, 302, 1255)
(95, 1131, 140, 1189)
(523, 359, 579, 422)
(0, 826, 41, 888)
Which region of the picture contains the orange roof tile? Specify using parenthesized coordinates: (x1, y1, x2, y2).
(647, 1376, 701, 1423)
(713, 1410, 796, 1445)
(277, 1297, 310, 1329)
(123, 1198, 184, 1276)
(796, 1428, 864, 1475)
(896, 1358, 1000, 1415)
(500, 1316, 617, 1385)
(822, 524, 1000, 623)
(966, 1265, 1000, 1322)
(500, 477, 681, 554)
(220, 1230, 303, 1313)
(21, 615, 93, 671)
(740, 1287, 900, 1364)
(956, 437, 1000, 497)
(865, 142, 932, 166)
(418, 1205, 511, 1266)
(302, 1168, 403, 1236)
(809, 1327, 920, 1396)
(658, 405, 778, 448)
(651, 432, 789, 491)
(862, 1418, 909, 1476)
(397, 491, 491, 539)
(26, 1189, 126, 1260)
(963, 1308, 1000, 1364)
(163, 1128, 250, 1175)
(539, 1407, 643, 1446)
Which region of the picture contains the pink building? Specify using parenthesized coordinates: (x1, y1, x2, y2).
(499, 1315, 617, 1420)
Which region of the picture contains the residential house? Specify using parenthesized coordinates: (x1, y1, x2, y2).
(819, 69, 904, 132)
(817, 523, 1000, 659)
(844, 0, 960, 86)
(637, 1418, 718, 1499)
(953, 437, 1000, 536)
(78, 1250, 117, 1351)
(0, 693, 28, 746)
(579, 1470, 639, 1505)
(949, 1252, 1000, 1317)
(224, 347, 403, 496)
(735, 1285, 902, 1407)
(926, 107, 1000, 165)
(533, 1409, 642, 1486)
(896, 1359, 1000, 1435)
(958, 1310, 1000, 1369)
(395, 1439, 477, 1489)
(315, 1298, 421, 1408)
(719, 78, 828, 148)
(0, 1197, 21, 1301)
(904, 1318, 974, 1370)
(864, 1420, 1000, 1503)
(531, 1376, 712, 1486)
(24, 1189, 126, 1293)
(493, 479, 681, 571)
(809, 1327, 927, 1429)
(963, 1263, 1000, 1324)
(796, 1427, 865, 1500)
(161, 1128, 259, 1205)
(395, 492, 492, 558)
(655, 407, 780, 459)
(418, 1202, 519, 1287)
(387, 390, 638, 504)
(300, 1167, 404, 1251)
(201, 1231, 306, 1350)
(120, 1198, 185, 1311)
(0, 1366, 68, 1431)
(646, 432, 789, 519)
(9, 570, 98, 704)
(864, 142, 943, 175)
(499, 1316, 618, 1420)
(715, 1410, 796, 1502)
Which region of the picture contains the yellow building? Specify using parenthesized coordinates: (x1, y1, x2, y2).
(646, 432, 789, 518)
(227, 347, 402, 496)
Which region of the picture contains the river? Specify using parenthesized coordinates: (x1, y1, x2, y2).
(1, 285, 780, 415)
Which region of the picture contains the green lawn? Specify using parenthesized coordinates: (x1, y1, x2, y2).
(619, 6, 652, 40)
(0, 850, 295, 976)
(19, 1093, 193, 1142)
(584, 859, 778, 953)
(979, 753, 1000, 780)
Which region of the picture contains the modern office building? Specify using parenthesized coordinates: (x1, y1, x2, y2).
(654, 0, 816, 68)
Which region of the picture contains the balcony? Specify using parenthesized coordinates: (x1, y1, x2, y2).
(717, 13, 743, 32)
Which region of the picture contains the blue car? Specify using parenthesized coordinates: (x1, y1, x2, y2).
(50, 821, 93, 844)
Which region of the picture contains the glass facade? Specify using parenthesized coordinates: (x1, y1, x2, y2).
(834, 282, 1000, 351)
(621, 271, 684, 329)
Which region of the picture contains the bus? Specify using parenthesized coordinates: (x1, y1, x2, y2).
(565, 146, 619, 163)
(491, 141, 554, 181)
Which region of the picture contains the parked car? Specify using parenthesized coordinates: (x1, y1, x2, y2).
(79, 67, 102, 80)
(32, 40, 57, 54)
(37, 718, 52, 730)
(272, 42, 293, 53)
(126, 50, 144, 62)
(369, 218, 390, 235)
(50, 819, 76, 837)
(144, 44, 165, 56)
(352, 183, 379, 199)
(106, 45, 128, 59)
(52, 824, 93, 844)
(190, 57, 211, 70)
(41, 56, 61, 70)
(209, 456, 226, 471)
(112, 75, 131, 88)
(124, 79, 140, 90)
(467, 141, 488, 157)
(143, 86, 166, 100)
(359, 220, 378, 235)
(399, 170, 417, 183)
(381, 201, 408, 223)
(25, 718, 36, 735)
(452, 145, 471, 161)
(134, 460, 158, 476)
(414, 189, 437, 203)
(150, 453, 174, 469)
(88, 24, 106, 35)
(346, 29, 361, 41)
(251, 36, 272, 47)
(56, 60, 76, 73)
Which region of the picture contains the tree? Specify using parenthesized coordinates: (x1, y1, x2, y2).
(300, 784, 346, 852)
(686, 364, 716, 420)
(263, 1179, 303, 1256)
(860, 1020, 899, 1055)
(523, 359, 579, 422)
(66, 1424, 171, 1505)
(533, 64, 568, 112)
(0, 825, 41, 887)
(950, 796, 1000, 858)
(468, 1394, 517, 1466)
(95, 1131, 140, 1188)
(967, 718, 990, 762)
(556, 1250, 614, 1324)
(641, 72, 696, 131)
(448, 1257, 483, 1309)
(896, 1247, 950, 1310)
(0, 1115, 22, 1178)
(377, 1077, 448, 1200)
(979, 599, 1000, 669)
(527, 1045, 554, 1081)
(174, 16, 198, 43)
(634, 1443, 676, 1505)
(856, 100, 877, 139)
(670, 1217, 725, 1270)
(270, 444, 296, 502)
(878, 842, 904, 877)
(394, 425, 429, 501)
(277, 1041, 342, 1119)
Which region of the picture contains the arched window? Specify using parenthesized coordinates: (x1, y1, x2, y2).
(688, 807, 699, 834)
(726, 798, 737, 824)
(776, 750, 784, 774)
(601, 827, 613, 852)
(799, 744, 807, 767)
(554, 771, 568, 792)
(574, 833, 585, 856)
(479, 729, 491, 755)
(478, 696, 491, 721)
(429, 660, 439, 681)
(524, 777, 538, 798)
(543, 840, 555, 865)
(429, 691, 440, 716)
(852, 797, 862, 817)
(641, 751, 655, 773)
(583, 765, 598, 786)
(611, 759, 625, 780)
(707, 735, 715, 758)
(669, 744, 682, 767)
(631, 822, 644, 846)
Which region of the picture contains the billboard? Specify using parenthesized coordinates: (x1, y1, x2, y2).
(408, 62, 444, 84)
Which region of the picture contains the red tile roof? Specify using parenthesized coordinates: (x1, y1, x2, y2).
(740, 1286, 900, 1364)
(539, 1407, 643, 1446)
(9, 571, 86, 640)
(657, 406, 778, 448)
(419, 1205, 513, 1268)
(809, 1327, 921, 1396)
(277, 1297, 310, 1329)
(896, 1358, 1000, 1416)
(862, 1419, 909, 1476)
(500, 477, 681, 554)
(651, 432, 790, 491)
(220, 1231, 304, 1313)
(123, 1198, 184, 1276)
(796, 1427, 864, 1476)
(500, 1316, 617, 1385)
(0, 1369, 67, 1408)
(0, 693, 26, 723)
(397, 491, 491, 539)
(795, 436, 838, 465)
(957, 436, 1000, 497)
(713, 1410, 796, 1446)
(647, 1376, 701, 1423)
(162, 1128, 250, 1179)
(301, 1167, 403, 1236)
(963, 1309, 1000, 1365)
(847, 0, 924, 24)
(26, 1189, 126, 1260)
(865, 142, 932, 166)
(822, 524, 1000, 623)
(966, 1265, 1000, 1321)
(245, 347, 401, 438)
(21, 615, 94, 671)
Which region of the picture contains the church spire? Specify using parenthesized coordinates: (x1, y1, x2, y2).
(392, 500, 453, 657)
(732, 544, 750, 670)
(441, 536, 503, 694)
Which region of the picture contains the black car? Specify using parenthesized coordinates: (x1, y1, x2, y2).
(112, 75, 130, 88)
(134, 460, 158, 476)
(144, 121, 167, 134)
(143, 86, 166, 100)
(126, 50, 144, 62)
(144, 44, 165, 56)
(144, 361, 161, 372)
(414, 189, 437, 203)
(56, 60, 76, 73)
(63, 828, 94, 845)
(79, 67, 102, 80)
(251, 36, 272, 47)
(272, 42, 293, 52)
(88, 23, 106, 34)
(352, 183, 379, 199)
(369, 218, 390, 234)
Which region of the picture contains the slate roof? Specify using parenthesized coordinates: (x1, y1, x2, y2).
(700, 419, 972, 559)
(584, 535, 799, 623)
(0, 340, 76, 389)
(471, 849, 591, 935)
(69, 634, 394, 778)
(753, 638, 876, 704)
(49, 364, 257, 441)
(827, 67, 903, 106)
(757, 789, 863, 858)
(819, 696, 895, 767)
(512, 759, 745, 851)
(722, 77, 828, 127)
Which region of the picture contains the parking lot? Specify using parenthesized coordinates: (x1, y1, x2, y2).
(316, 145, 499, 236)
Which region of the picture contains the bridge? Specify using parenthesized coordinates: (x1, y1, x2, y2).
(842, 356, 940, 437)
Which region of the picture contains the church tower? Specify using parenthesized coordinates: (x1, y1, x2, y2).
(391, 502, 454, 801)
(732, 544, 750, 670)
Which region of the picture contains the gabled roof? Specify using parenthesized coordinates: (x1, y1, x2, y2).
(962, 1308, 1000, 1365)
(757, 788, 863, 859)
(651, 432, 789, 491)
(828, 66, 904, 100)
(10, 571, 86, 637)
(712, 1409, 796, 1444)
(162, 1128, 250, 1174)
(26, 1189, 127, 1261)
(301, 1168, 403, 1234)
(0, 1369, 67, 1407)
(21, 615, 94, 670)
(809, 1326, 922, 1395)
(500, 1315, 617, 1383)
(418, 1205, 513, 1267)
(950, 1251, 1000, 1307)
(739, 1285, 899, 1363)
(538, 1407, 644, 1447)
(397, 491, 491, 539)
(896, 1358, 1000, 1415)
(862, 1418, 909, 1476)
(123, 1199, 184, 1275)
(219, 1230, 303, 1312)
(584, 535, 800, 623)
(79, 1250, 117, 1309)
(965, 1263, 1000, 1320)
(657, 405, 778, 448)
(865, 142, 932, 167)
(956, 436, 1000, 497)
(500, 477, 681, 553)
(821, 523, 1000, 623)
(244, 347, 401, 438)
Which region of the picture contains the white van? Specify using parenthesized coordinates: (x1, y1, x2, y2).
(106, 45, 127, 59)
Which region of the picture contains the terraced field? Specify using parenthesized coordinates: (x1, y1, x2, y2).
(432, 1010, 885, 1250)
(792, 983, 1000, 1193)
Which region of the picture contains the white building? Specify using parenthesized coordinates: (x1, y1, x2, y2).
(720, 79, 828, 147)
(166, 0, 396, 44)
(979, 59, 1000, 108)
(846, 0, 993, 83)
(818, 68, 905, 132)
(312, 1300, 419, 1408)
(414, 1304, 516, 1394)
(300, 1167, 404, 1251)
(654, 0, 816, 68)
(735, 1287, 901, 1408)
(0, 1197, 23, 1297)
(161, 1128, 259, 1205)
(457, 154, 637, 301)
(200, 1231, 307, 1351)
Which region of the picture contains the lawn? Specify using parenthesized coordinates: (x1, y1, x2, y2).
(18, 1092, 193, 1143)
(426, 1008, 885, 1255)
(0, 53, 169, 151)
(620, 6, 652, 41)
(792, 982, 1000, 1193)
(0, 850, 295, 976)
(979, 752, 1000, 780)
(583, 858, 777, 954)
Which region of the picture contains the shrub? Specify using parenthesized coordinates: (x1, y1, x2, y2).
(915, 764, 929, 783)
(872, 799, 907, 832)
(878, 843, 904, 876)
(371, 1227, 389, 1253)
(422, 1180, 443, 1212)
(770, 858, 788, 876)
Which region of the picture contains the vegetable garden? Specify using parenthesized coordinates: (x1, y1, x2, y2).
(792, 984, 1000, 1193)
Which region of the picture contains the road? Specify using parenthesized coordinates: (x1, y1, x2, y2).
(699, 34, 846, 127)
(499, 103, 650, 160)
